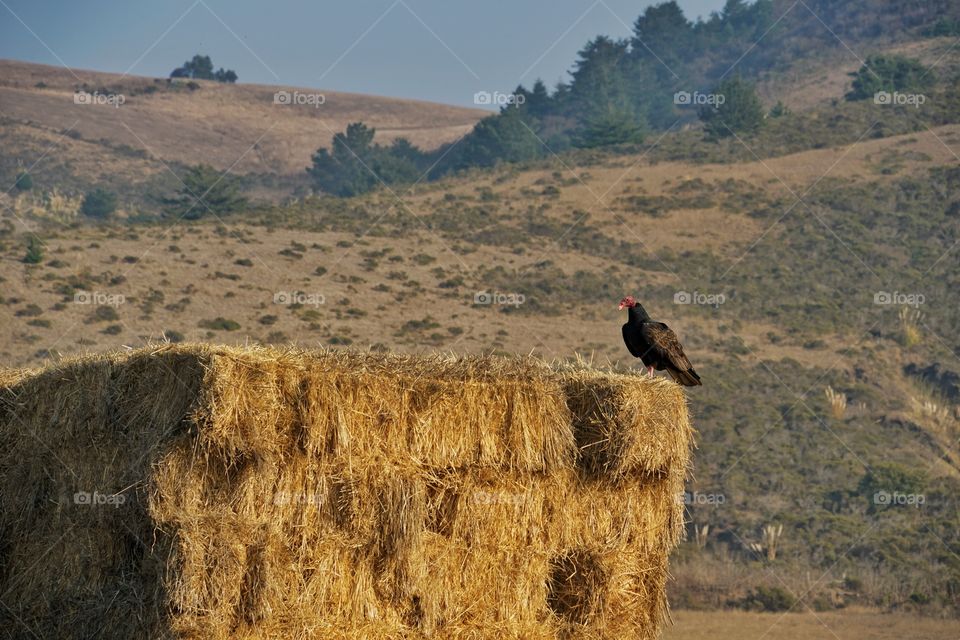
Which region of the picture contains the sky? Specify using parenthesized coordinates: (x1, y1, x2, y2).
(0, 0, 727, 109)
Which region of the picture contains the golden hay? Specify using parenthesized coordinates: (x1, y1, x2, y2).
(0, 344, 693, 639)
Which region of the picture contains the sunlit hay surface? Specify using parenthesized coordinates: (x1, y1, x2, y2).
(0, 343, 693, 639)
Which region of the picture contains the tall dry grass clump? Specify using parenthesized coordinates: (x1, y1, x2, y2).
(898, 307, 923, 347)
(824, 386, 847, 420)
(0, 344, 694, 639)
(749, 524, 784, 562)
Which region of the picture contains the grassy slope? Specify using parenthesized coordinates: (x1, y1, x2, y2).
(2, 118, 958, 613)
(0, 59, 487, 200)
(2, 34, 960, 616)
(665, 609, 958, 639)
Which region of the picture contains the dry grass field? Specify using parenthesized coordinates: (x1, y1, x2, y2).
(1, 122, 956, 370)
(666, 609, 959, 640)
(0, 59, 487, 178)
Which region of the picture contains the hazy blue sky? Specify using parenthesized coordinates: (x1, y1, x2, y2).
(0, 0, 727, 109)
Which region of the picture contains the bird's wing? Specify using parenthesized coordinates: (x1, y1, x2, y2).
(640, 322, 694, 371)
(621, 323, 646, 359)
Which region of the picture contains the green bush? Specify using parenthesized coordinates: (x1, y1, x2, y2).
(845, 55, 932, 101)
(199, 317, 241, 331)
(89, 306, 119, 323)
(14, 171, 33, 191)
(741, 586, 796, 612)
(81, 188, 118, 218)
(699, 75, 765, 138)
(308, 123, 431, 197)
(22, 236, 43, 264)
(163, 165, 247, 220)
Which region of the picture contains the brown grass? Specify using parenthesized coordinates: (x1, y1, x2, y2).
(0, 343, 693, 639)
(0, 59, 487, 176)
(665, 609, 958, 640)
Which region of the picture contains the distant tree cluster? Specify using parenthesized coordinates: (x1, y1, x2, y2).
(303, 0, 952, 197)
(163, 165, 247, 219)
(171, 54, 237, 83)
(924, 18, 960, 37)
(307, 123, 431, 197)
(432, 0, 776, 173)
(845, 55, 933, 101)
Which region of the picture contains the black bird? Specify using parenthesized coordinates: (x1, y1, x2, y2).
(619, 296, 701, 386)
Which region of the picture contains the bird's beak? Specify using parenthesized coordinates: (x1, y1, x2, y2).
(618, 302, 625, 311)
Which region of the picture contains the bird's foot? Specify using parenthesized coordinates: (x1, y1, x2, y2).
(647, 366, 654, 378)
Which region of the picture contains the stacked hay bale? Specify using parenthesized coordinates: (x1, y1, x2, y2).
(0, 344, 693, 639)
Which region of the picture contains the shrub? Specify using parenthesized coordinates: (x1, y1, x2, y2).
(89, 306, 119, 323)
(307, 123, 430, 197)
(81, 189, 118, 218)
(858, 462, 926, 502)
(845, 55, 932, 101)
(22, 236, 43, 264)
(199, 317, 241, 331)
(741, 586, 796, 612)
(14, 171, 33, 191)
(163, 165, 247, 220)
(699, 75, 765, 138)
(16, 304, 43, 317)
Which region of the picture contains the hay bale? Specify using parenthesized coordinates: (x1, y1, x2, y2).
(0, 344, 693, 639)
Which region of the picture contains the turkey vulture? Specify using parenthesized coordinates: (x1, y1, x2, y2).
(619, 296, 701, 386)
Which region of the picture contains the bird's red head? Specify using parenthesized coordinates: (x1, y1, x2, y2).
(618, 296, 637, 311)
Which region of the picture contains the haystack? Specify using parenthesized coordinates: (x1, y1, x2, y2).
(0, 344, 693, 639)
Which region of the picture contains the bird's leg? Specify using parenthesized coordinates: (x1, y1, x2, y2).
(647, 366, 654, 378)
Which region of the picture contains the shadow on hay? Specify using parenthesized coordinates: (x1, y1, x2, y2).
(0, 351, 207, 638)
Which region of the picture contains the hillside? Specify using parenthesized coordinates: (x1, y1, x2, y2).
(0, 59, 486, 195)
(3, 111, 959, 613)
(2, 0, 960, 627)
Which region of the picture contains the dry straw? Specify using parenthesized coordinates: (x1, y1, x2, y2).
(0, 344, 694, 639)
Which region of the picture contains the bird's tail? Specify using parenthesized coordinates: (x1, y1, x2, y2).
(668, 367, 702, 386)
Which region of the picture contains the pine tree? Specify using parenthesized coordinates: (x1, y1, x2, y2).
(23, 235, 43, 264)
(163, 165, 247, 219)
(698, 75, 764, 138)
(846, 55, 931, 101)
(568, 37, 646, 148)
